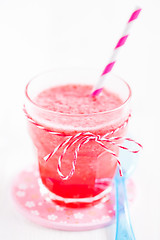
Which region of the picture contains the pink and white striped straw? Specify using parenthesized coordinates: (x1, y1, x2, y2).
(92, 7, 142, 97)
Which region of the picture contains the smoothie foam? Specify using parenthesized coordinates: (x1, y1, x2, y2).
(35, 84, 122, 114)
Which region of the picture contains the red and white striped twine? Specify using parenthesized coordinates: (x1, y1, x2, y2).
(92, 7, 142, 97)
(24, 109, 142, 180)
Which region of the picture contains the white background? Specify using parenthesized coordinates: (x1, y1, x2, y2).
(0, 0, 160, 239)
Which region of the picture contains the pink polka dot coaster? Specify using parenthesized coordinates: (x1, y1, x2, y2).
(11, 165, 135, 231)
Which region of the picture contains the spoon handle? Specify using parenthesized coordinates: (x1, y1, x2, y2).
(115, 177, 136, 240)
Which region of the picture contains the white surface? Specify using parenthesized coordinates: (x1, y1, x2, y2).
(0, 0, 160, 239)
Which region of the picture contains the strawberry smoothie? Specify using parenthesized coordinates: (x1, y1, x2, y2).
(25, 71, 131, 206)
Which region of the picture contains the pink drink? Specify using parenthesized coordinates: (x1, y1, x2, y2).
(25, 70, 131, 206)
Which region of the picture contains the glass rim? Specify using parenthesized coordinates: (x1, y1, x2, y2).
(25, 69, 132, 117)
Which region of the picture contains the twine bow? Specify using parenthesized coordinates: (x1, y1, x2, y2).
(24, 109, 142, 181)
(44, 131, 142, 180)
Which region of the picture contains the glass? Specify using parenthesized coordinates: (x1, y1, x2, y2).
(24, 68, 131, 207)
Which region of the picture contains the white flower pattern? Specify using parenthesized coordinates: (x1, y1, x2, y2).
(73, 212, 84, 219)
(31, 210, 39, 216)
(18, 183, 28, 190)
(59, 221, 67, 224)
(25, 201, 35, 208)
(48, 214, 58, 221)
(16, 191, 26, 197)
(55, 205, 64, 211)
(108, 209, 113, 214)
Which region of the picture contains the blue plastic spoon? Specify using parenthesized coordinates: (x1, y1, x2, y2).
(115, 172, 135, 240)
(115, 142, 138, 240)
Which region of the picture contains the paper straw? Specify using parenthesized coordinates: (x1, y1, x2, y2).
(91, 7, 142, 97)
